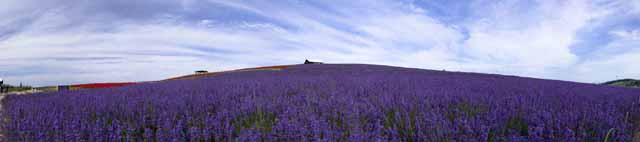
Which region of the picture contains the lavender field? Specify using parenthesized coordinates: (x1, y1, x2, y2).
(1, 64, 639, 141)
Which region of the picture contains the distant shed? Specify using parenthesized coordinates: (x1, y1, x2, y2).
(304, 59, 324, 64)
(195, 70, 208, 74)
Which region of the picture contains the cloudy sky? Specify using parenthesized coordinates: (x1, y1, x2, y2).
(0, 0, 639, 86)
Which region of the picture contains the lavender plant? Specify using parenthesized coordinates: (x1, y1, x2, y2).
(1, 64, 639, 141)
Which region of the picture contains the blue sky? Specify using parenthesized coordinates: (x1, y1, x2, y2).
(1, 0, 639, 86)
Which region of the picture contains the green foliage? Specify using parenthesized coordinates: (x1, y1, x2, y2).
(505, 115, 528, 136)
(486, 114, 529, 141)
(487, 129, 496, 142)
(603, 79, 640, 88)
(384, 110, 395, 129)
(383, 109, 418, 142)
(446, 102, 488, 122)
(233, 108, 276, 135)
(327, 111, 350, 141)
(1, 84, 33, 92)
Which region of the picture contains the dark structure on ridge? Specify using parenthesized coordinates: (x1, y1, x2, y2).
(304, 59, 323, 64)
(195, 70, 208, 74)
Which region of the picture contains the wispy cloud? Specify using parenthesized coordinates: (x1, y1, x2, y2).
(0, 0, 638, 86)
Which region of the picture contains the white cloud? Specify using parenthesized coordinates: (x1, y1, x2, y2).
(573, 48, 640, 82)
(570, 28, 640, 82)
(459, 0, 606, 79)
(0, 0, 638, 86)
(357, 14, 462, 49)
(610, 29, 640, 40)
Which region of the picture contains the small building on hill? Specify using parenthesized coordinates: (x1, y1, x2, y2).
(195, 70, 208, 74)
(304, 59, 324, 64)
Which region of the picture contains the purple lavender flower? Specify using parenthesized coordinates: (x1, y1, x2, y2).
(1, 64, 639, 141)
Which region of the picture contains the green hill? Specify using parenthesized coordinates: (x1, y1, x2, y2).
(603, 79, 640, 88)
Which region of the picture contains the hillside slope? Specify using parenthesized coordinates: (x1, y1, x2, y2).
(604, 79, 640, 88)
(2, 64, 639, 141)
